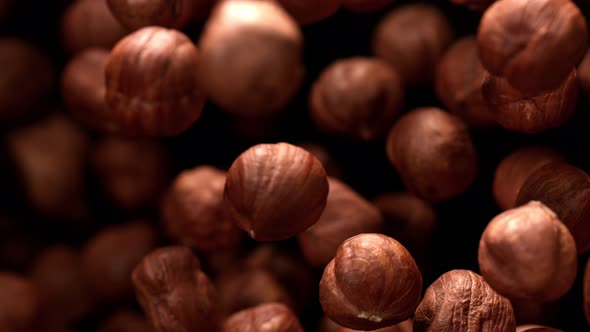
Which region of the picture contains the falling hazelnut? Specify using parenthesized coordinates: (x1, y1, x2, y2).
(198, 0, 304, 117)
(223, 302, 304, 332)
(482, 70, 578, 134)
(477, 0, 587, 93)
(310, 57, 405, 141)
(297, 177, 384, 267)
(320, 233, 422, 330)
(0, 272, 41, 332)
(343, 0, 394, 13)
(478, 201, 577, 301)
(584, 258, 590, 325)
(414, 269, 516, 332)
(161, 166, 242, 251)
(277, 0, 341, 24)
(224, 142, 329, 241)
(132, 246, 220, 332)
(105, 26, 206, 136)
(98, 310, 153, 332)
(373, 3, 453, 86)
(385, 107, 477, 202)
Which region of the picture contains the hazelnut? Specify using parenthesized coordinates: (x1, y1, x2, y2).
(82, 222, 159, 303)
(91, 136, 169, 211)
(0, 272, 41, 332)
(449, 0, 495, 11)
(105, 26, 206, 136)
(298, 143, 343, 178)
(161, 166, 242, 251)
(477, 0, 587, 93)
(338, 320, 413, 332)
(277, 0, 340, 24)
(343, 0, 394, 13)
(61, 0, 127, 54)
(99, 310, 153, 332)
(482, 70, 578, 134)
(310, 57, 405, 141)
(198, 0, 304, 117)
(297, 177, 384, 267)
(478, 201, 577, 301)
(223, 142, 329, 241)
(492, 146, 562, 210)
(223, 302, 304, 332)
(132, 246, 220, 332)
(578, 48, 590, 97)
(515, 161, 590, 253)
(320, 233, 422, 330)
(373, 3, 453, 86)
(414, 269, 516, 332)
(385, 107, 477, 202)
(584, 258, 590, 324)
(516, 326, 562, 332)
(435, 36, 495, 127)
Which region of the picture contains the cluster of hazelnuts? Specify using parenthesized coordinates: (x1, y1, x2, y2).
(2, 0, 590, 331)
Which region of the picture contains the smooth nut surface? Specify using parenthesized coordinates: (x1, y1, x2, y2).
(320, 233, 422, 330)
(414, 269, 516, 332)
(478, 201, 577, 301)
(223, 302, 303, 332)
(224, 142, 329, 241)
(107, 0, 209, 30)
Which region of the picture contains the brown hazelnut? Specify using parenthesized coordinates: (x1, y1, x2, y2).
(373, 3, 453, 86)
(310, 57, 405, 141)
(297, 177, 384, 267)
(482, 70, 579, 134)
(224, 142, 329, 241)
(105, 26, 206, 136)
(277, 0, 340, 24)
(61, 0, 127, 54)
(82, 222, 159, 303)
(515, 161, 590, 253)
(6, 113, 89, 220)
(223, 302, 304, 332)
(343, 0, 394, 13)
(385, 107, 477, 202)
(414, 269, 516, 332)
(198, 0, 304, 117)
(477, 0, 587, 93)
(98, 310, 153, 332)
(449, 0, 495, 11)
(0, 39, 55, 122)
(161, 166, 242, 251)
(0, 272, 41, 332)
(132, 246, 221, 332)
(578, 48, 590, 98)
(435, 36, 495, 127)
(91, 136, 169, 211)
(516, 326, 562, 332)
(584, 258, 590, 325)
(478, 201, 577, 301)
(320, 233, 422, 330)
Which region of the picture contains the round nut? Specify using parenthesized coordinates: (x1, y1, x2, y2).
(107, 0, 211, 30)
(224, 302, 303, 332)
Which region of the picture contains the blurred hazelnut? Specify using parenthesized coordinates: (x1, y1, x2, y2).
(343, 0, 394, 13)
(277, 0, 340, 24)
(200, 249, 245, 278)
(516, 326, 562, 332)
(98, 310, 153, 332)
(578, 48, 590, 97)
(482, 70, 578, 134)
(132, 246, 220, 332)
(298, 143, 343, 178)
(310, 57, 405, 141)
(385, 107, 477, 202)
(478, 201, 577, 301)
(198, 0, 304, 117)
(435, 36, 495, 127)
(224, 142, 329, 241)
(584, 258, 590, 325)
(223, 302, 304, 332)
(61, 0, 127, 54)
(161, 166, 242, 251)
(91, 136, 169, 211)
(105, 26, 206, 136)
(320, 234, 422, 330)
(414, 269, 516, 332)
(477, 0, 587, 93)
(0, 272, 41, 332)
(373, 3, 453, 86)
(297, 177, 384, 267)
(449, 0, 495, 10)
(82, 222, 159, 303)
(492, 146, 562, 210)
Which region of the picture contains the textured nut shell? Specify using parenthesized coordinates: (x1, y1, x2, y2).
(199, 0, 304, 116)
(224, 142, 329, 241)
(278, 0, 340, 24)
(0, 273, 40, 332)
(386, 108, 477, 202)
(373, 4, 453, 86)
(107, 0, 209, 30)
(343, 0, 394, 13)
(105, 26, 205, 136)
(310, 57, 405, 141)
(162, 166, 242, 251)
(320, 234, 422, 330)
(298, 177, 384, 267)
(435, 36, 495, 127)
(516, 162, 590, 253)
(132, 246, 220, 332)
(482, 70, 578, 134)
(477, 0, 587, 93)
(223, 303, 303, 332)
(99, 310, 153, 332)
(414, 269, 516, 332)
(478, 201, 577, 301)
